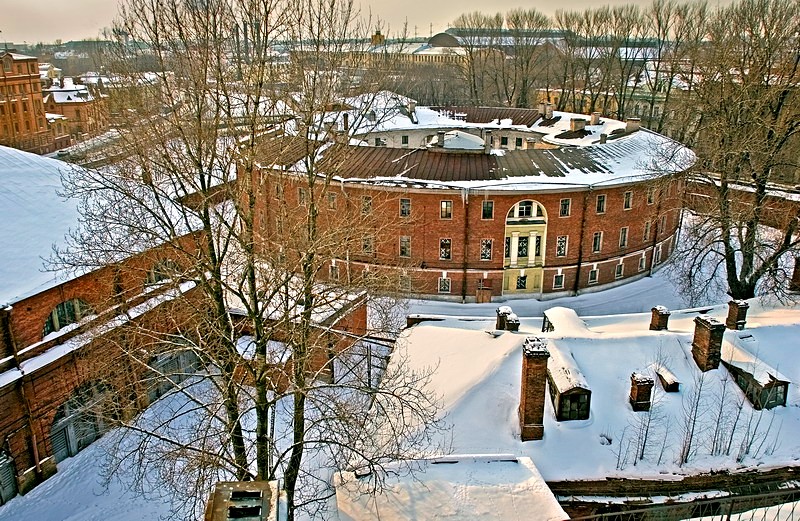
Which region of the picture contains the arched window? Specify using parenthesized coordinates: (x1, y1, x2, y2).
(42, 299, 94, 337)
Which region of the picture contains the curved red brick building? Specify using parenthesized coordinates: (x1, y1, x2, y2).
(253, 100, 692, 301)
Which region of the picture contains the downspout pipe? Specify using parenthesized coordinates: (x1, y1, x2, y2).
(573, 188, 591, 295)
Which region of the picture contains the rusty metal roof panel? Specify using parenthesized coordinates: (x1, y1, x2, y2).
(429, 106, 541, 127)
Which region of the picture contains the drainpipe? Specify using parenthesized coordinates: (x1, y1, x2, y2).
(461, 188, 470, 303)
(649, 186, 665, 276)
(572, 188, 590, 295)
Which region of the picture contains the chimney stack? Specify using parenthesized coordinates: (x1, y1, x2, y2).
(726, 300, 749, 330)
(545, 103, 554, 120)
(496, 305, 519, 331)
(538, 102, 546, 115)
(437, 131, 445, 147)
(519, 337, 550, 441)
(650, 306, 670, 331)
(691, 316, 726, 371)
(590, 112, 601, 125)
(570, 118, 586, 132)
(626, 117, 641, 133)
(342, 112, 349, 132)
(599, 133, 608, 144)
(484, 130, 493, 154)
(629, 373, 654, 411)
(408, 101, 416, 114)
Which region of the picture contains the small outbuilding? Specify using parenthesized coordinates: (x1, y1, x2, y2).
(547, 345, 592, 421)
(721, 333, 790, 410)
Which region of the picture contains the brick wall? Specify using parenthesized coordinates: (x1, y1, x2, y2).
(254, 169, 682, 299)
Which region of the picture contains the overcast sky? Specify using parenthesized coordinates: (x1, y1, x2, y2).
(1, 0, 729, 44)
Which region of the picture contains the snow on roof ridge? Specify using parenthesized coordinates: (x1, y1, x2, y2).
(548, 342, 591, 392)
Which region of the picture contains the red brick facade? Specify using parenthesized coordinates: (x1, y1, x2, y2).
(253, 171, 682, 301)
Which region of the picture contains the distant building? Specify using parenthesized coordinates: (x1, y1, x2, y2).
(43, 78, 108, 142)
(0, 51, 54, 154)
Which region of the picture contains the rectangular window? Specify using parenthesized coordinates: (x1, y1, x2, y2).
(482, 200, 494, 219)
(327, 192, 337, 209)
(275, 184, 284, 200)
(399, 236, 411, 257)
(638, 256, 646, 271)
(504, 237, 510, 257)
(659, 215, 667, 234)
(298, 188, 306, 205)
(399, 198, 411, 217)
(560, 198, 571, 217)
(480, 239, 492, 260)
(553, 274, 565, 289)
(623, 191, 632, 210)
(619, 227, 629, 248)
(655, 244, 663, 264)
(440, 200, 453, 219)
(556, 236, 568, 257)
(596, 194, 606, 214)
(374, 137, 387, 146)
(515, 137, 523, 147)
(518, 237, 529, 257)
(615, 264, 624, 279)
(438, 277, 451, 293)
(362, 236, 374, 254)
(439, 238, 452, 260)
(516, 275, 527, 289)
(518, 201, 533, 218)
(401, 135, 409, 146)
(588, 269, 599, 284)
(500, 136, 508, 147)
(592, 232, 603, 253)
(647, 187, 655, 205)
(643, 221, 651, 242)
(362, 196, 372, 214)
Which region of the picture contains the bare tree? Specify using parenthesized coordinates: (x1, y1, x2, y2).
(50, 0, 445, 519)
(676, 0, 800, 300)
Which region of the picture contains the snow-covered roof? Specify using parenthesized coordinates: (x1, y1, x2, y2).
(389, 300, 800, 482)
(547, 343, 591, 393)
(543, 306, 591, 334)
(0, 146, 80, 305)
(722, 331, 790, 386)
(434, 130, 484, 150)
(335, 455, 567, 521)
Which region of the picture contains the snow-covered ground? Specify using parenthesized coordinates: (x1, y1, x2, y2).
(0, 270, 793, 520)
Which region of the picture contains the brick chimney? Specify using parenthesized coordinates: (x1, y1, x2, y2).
(538, 102, 546, 115)
(496, 307, 508, 330)
(599, 133, 608, 144)
(625, 117, 641, 133)
(691, 316, 726, 371)
(570, 118, 586, 132)
(790, 256, 800, 291)
(629, 373, 654, 411)
(484, 130, 493, 154)
(437, 130, 445, 147)
(545, 103, 554, 119)
(519, 337, 550, 441)
(590, 112, 601, 125)
(650, 306, 670, 331)
(726, 300, 749, 330)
